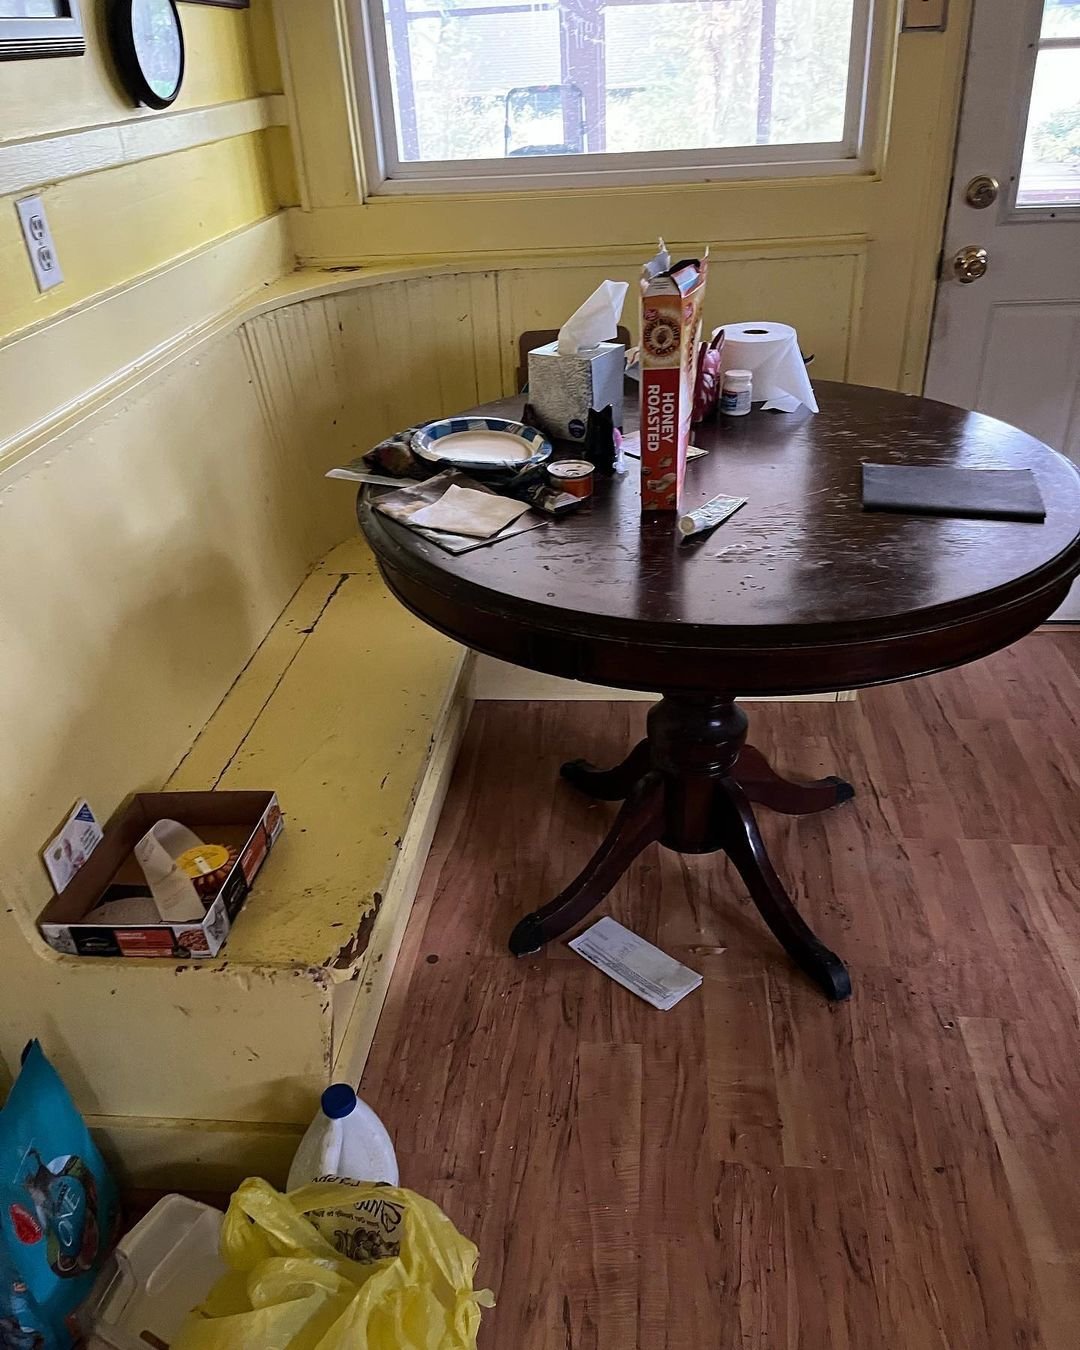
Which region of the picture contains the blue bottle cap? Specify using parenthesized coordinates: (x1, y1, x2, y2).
(321, 1083, 357, 1120)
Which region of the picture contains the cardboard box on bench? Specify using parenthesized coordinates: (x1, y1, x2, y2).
(38, 792, 283, 960)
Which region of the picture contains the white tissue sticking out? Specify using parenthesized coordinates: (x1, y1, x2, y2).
(556, 280, 630, 355)
(716, 321, 819, 414)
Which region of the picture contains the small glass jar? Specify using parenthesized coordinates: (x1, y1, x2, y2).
(720, 368, 753, 417)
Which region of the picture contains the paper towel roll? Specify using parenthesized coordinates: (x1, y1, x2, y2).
(715, 321, 818, 414)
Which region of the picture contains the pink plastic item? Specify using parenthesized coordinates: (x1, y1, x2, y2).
(692, 330, 726, 423)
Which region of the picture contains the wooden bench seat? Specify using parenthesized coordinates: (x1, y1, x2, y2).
(82, 537, 467, 1189)
(168, 537, 465, 976)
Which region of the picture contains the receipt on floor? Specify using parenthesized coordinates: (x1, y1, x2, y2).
(568, 916, 703, 1010)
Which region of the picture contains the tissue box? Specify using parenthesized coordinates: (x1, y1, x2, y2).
(37, 791, 283, 959)
(527, 341, 625, 443)
(639, 252, 709, 512)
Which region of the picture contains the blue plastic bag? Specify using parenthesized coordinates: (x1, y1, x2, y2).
(0, 1042, 118, 1348)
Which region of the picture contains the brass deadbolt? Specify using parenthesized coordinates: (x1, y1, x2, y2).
(964, 175, 1000, 209)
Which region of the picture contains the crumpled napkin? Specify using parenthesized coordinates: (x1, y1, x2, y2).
(407, 484, 531, 539)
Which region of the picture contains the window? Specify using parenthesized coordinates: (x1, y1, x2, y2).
(356, 0, 874, 191)
(1017, 0, 1080, 207)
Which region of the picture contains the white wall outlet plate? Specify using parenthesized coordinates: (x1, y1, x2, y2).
(15, 195, 64, 293)
(902, 0, 949, 30)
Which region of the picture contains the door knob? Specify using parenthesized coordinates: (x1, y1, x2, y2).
(953, 245, 989, 284)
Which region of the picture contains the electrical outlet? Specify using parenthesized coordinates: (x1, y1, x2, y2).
(15, 195, 64, 293)
(902, 0, 949, 30)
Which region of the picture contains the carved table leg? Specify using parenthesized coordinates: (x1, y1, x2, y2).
(508, 771, 665, 956)
(734, 744, 855, 816)
(715, 777, 851, 1000)
(561, 739, 652, 801)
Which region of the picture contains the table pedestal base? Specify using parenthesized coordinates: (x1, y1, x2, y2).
(508, 697, 854, 1001)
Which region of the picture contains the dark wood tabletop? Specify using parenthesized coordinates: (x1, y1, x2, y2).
(359, 381, 1080, 698)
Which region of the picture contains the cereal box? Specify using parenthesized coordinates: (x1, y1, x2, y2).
(639, 249, 709, 512)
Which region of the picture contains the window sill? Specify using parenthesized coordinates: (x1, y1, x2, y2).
(363, 157, 877, 201)
(365, 151, 871, 198)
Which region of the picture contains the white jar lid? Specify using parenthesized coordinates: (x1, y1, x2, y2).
(725, 369, 752, 380)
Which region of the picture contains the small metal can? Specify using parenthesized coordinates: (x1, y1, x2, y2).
(547, 459, 594, 499)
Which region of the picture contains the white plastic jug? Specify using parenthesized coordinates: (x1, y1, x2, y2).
(286, 1083, 399, 1191)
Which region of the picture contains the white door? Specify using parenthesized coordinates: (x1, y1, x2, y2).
(925, 0, 1080, 618)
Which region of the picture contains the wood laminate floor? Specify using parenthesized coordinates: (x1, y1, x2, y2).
(361, 631, 1080, 1349)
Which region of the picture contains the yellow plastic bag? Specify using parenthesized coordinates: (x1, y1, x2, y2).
(174, 1177, 494, 1350)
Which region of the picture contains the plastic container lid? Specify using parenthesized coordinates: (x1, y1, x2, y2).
(723, 369, 753, 383)
(548, 459, 594, 479)
(321, 1083, 358, 1119)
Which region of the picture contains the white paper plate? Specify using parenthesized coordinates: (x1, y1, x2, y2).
(412, 416, 551, 470)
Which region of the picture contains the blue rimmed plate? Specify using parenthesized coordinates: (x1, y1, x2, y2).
(412, 416, 551, 471)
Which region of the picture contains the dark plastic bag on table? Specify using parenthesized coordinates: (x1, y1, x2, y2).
(0, 1041, 119, 1348)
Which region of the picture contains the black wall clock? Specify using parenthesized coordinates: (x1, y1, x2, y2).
(109, 0, 185, 109)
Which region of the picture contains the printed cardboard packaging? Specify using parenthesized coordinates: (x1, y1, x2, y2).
(37, 792, 283, 959)
(639, 250, 709, 511)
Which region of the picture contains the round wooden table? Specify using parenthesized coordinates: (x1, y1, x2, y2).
(358, 381, 1080, 1000)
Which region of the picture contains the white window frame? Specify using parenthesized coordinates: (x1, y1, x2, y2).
(349, 0, 882, 195)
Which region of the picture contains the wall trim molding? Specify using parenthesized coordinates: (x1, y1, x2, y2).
(287, 218, 871, 271)
(0, 95, 285, 200)
(0, 241, 522, 477)
(0, 213, 293, 475)
(87, 1112, 304, 1191)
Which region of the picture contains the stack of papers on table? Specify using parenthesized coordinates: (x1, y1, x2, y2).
(569, 917, 703, 1010)
(371, 470, 546, 554)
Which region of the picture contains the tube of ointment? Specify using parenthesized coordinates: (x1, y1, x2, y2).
(677, 493, 747, 539)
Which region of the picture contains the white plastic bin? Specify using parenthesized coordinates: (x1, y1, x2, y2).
(82, 1195, 225, 1350)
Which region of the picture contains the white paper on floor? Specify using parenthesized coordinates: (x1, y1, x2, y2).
(406, 484, 530, 539)
(569, 916, 703, 1010)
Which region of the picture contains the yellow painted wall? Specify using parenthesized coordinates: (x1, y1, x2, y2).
(0, 267, 477, 1183)
(0, 6, 259, 144)
(0, 135, 276, 336)
(0, 323, 344, 1127)
(0, 1, 281, 347)
(248, 0, 284, 95)
(0, 4, 292, 1102)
